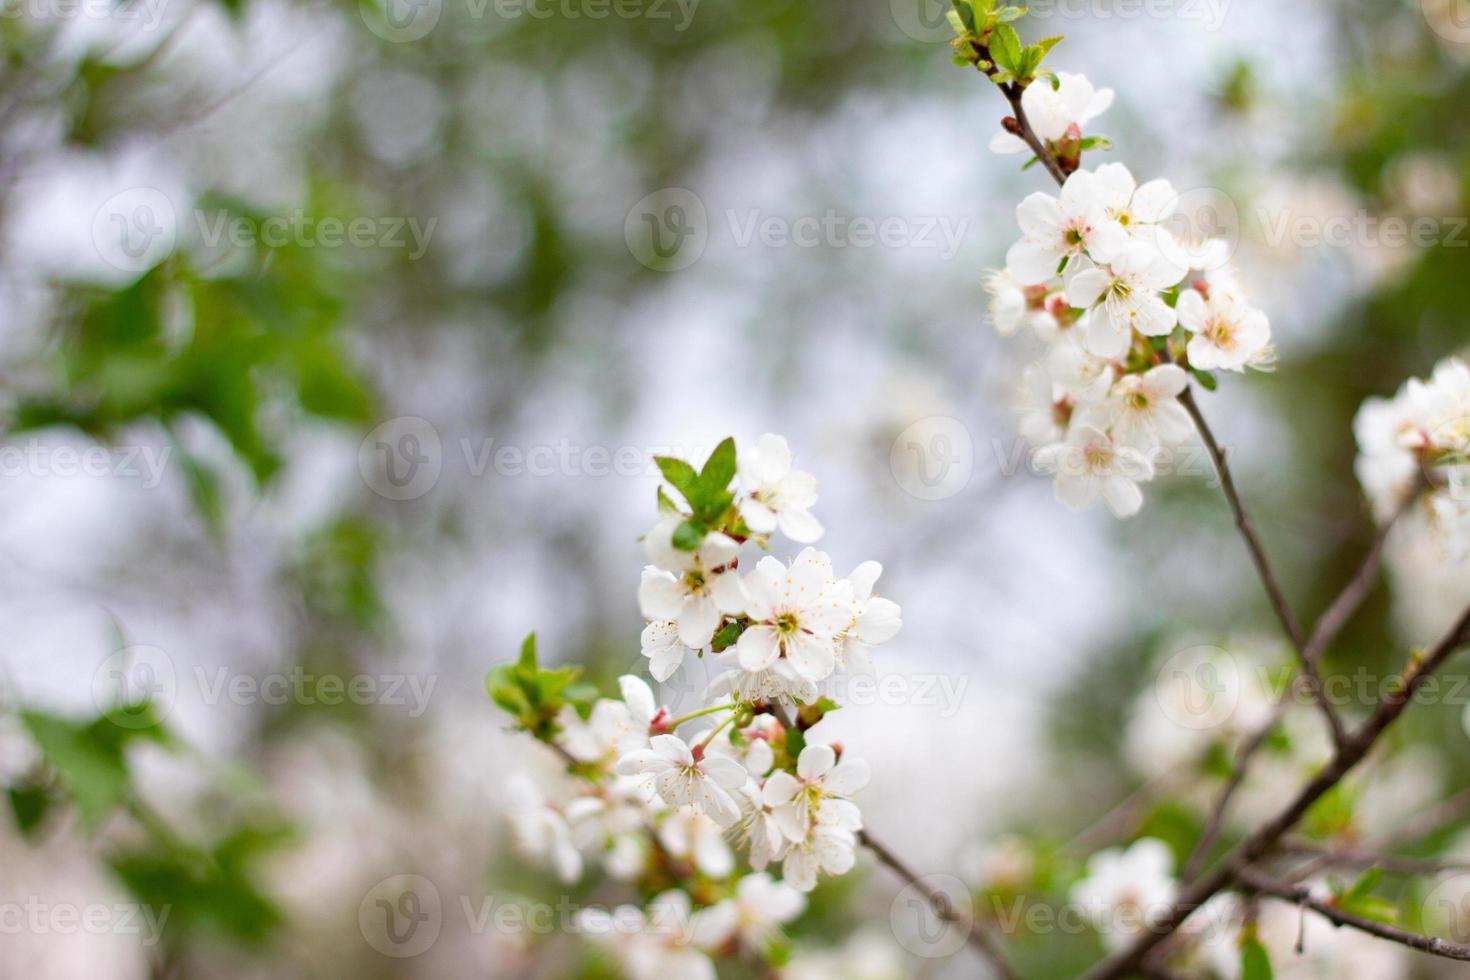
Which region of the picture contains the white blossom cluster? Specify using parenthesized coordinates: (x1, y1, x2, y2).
(982, 79, 1275, 518)
(1355, 356, 1470, 548)
(503, 434, 901, 978)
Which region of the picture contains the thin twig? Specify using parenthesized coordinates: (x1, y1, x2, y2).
(859, 828, 1022, 980)
(1082, 602, 1470, 979)
(1377, 787, 1470, 850)
(1274, 838, 1470, 877)
(1238, 867, 1470, 961)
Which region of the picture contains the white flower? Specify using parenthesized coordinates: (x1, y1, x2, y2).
(736, 550, 854, 683)
(707, 657, 818, 706)
(1033, 418, 1155, 518)
(616, 734, 748, 828)
(781, 823, 858, 893)
(1065, 242, 1184, 359)
(739, 780, 791, 872)
(737, 433, 824, 543)
(1007, 168, 1128, 286)
(657, 808, 734, 878)
(762, 743, 868, 844)
(505, 773, 597, 883)
(1176, 281, 1272, 373)
(707, 715, 779, 777)
(1014, 363, 1073, 447)
(693, 872, 806, 951)
(1092, 163, 1178, 245)
(579, 891, 715, 980)
(1069, 838, 1178, 952)
(989, 72, 1114, 154)
(835, 561, 902, 673)
(984, 269, 1058, 339)
(559, 675, 661, 762)
(1047, 333, 1117, 405)
(639, 520, 747, 649)
(641, 620, 693, 683)
(1100, 364, 1193, 452)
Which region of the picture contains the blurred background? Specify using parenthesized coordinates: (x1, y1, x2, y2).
(2, 0, 1470, 975)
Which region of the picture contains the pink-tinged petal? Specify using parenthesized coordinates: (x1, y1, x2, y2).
(1065, 268, 1110, 309)
(1006, 239, 1061, 285)
(638, 568, 686, 621)
(798, 743, 836, 781)
(762, 771, 800, 807)
(737, 625, 782, 672)
(777, 507, 824, 544)
(783, 631, 836, 682)
(1101, 476, 1144, 518)
(651, 733, 694, 766)
(1175, 288, 1207, 333)
(824, 758, 871, 796)
(678, 593, 721, 649)
(700, 755, 749, 791)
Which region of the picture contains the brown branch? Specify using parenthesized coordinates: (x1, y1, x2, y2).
(1081, 602, 1470, 979)
(1237, 867, 1470, 961)
(859, 828, 1022, 980)
(1274, 838, 1470, 877)
(1180, 492, 1419, 881)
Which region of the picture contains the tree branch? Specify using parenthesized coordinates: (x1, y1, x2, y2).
(1238, 867, 1470, 962)
(1081, 602, 1470, 980)
(859, 827, 1022, 980)
(1274, 837, 1470, 877)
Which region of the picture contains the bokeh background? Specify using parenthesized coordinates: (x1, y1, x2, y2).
(3, 0, 1470, 975)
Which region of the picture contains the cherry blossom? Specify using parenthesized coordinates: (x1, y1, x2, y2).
(989, 72, 1114, 155)
(1065, 242, 1185, 358)
(737, 433, 824, 543)
(1007, 168, 1128, 286)
(639, 521, 747, 649)
(735, 550, 854, 683)
(1034, 418, 1156, 517)
(1175, 279, 1272, 372)
(616, 734, 748, 828)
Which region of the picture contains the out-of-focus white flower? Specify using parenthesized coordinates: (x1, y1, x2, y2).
(579, 891, 715, 980)
(735, 550, 854, 682)
(506, 773, 598, 883)
(984, 269, 1059, 339)
(1007, 169, 1128, 285)
(989, 72, 1114, 154)
(1065, 242, 1184, 359)
(559, 674, 662, 763)
(780, 822, 858, 893)
(639, 521, 747, 649)
(693, 872, 806, 951)
(1034, 417, 1155, 518)
(737, 433, 824, 543)
(707, 714, 779, 777)
(658, 808, 734, 878)
(616, 734, 748, 827)
(1046, 333, 1117, 405)
(1069, 838, 1178, 952)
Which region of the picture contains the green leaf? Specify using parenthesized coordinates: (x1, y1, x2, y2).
(1240, 935, 1273, 980)
(1078, 135, 1114, 151)
(518, 632, 538, 671)
(990, 23, 1022, 73)
(654, 456, 700, 504)
(1333, 867, 1397, 923)
(20, 708, 171, 830)
(785, 725, 807, 760)
(698, 438, 737, 502)
(672, 519, 706, 551)
(656, 486, 680, 516)
(949, 0, 975, 33)
(711, 620, 746, 653)
(1035, 35, 1064, 58)
(996, 6, 1025, 22)
(1190, 367, 1219, 392)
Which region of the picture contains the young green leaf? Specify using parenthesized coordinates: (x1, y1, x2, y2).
(1240, 935, 1273, 980)
(672, 519, 706, 551)
(990, 22, 1022, 73)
